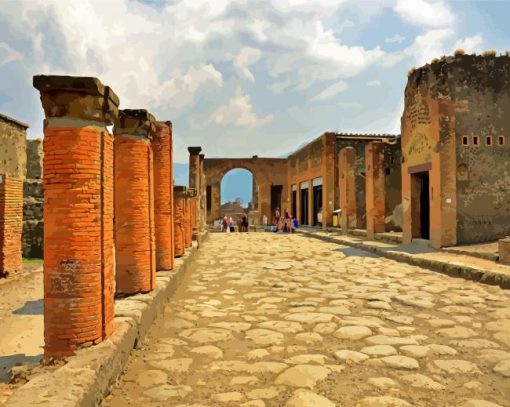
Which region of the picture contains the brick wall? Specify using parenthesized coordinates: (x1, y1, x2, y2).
(0, 175, 23, 275)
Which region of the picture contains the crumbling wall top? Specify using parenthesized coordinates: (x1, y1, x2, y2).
(113, 109, 156, 139)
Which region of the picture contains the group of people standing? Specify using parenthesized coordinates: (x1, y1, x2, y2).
(221, 215, 249, 233)
(262, 208, 298, 233)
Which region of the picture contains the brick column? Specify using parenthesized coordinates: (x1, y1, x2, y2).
(0, 175, 23, 275)
(339, 147, 357, 232)
(113, 109, 156, 295)
(184, 191, 192, 248)
(174, 186, 186, 257)
(33, 75, 118, 359)
(188, 189, 197, 240)
(199, 153, 206, 231)
(188, 147, 201, 238)
(152, 121, 174, 270)
(366, 142, 386, 239)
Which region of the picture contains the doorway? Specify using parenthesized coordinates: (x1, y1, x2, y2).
(291, 186, 297, 219)
(271, 185, 283, 215)
(300, 183, 309, 225)
(411, 171, 430, 239)
(312, 184, 323, 226)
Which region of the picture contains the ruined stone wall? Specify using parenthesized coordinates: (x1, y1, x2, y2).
(402, 64, 456, 248)
(23, 139, 44, 258)
(403, 54, 510, 247)
(383, 139, 402, 230)
(0, 114, 27, 274)
(287, 134, 336, 226)
(450, 55, 510, 243)
(0, 114, 27, 179)
(335, 139, 370, 229)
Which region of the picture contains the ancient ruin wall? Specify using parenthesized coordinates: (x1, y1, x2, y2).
(0, 114, 27, 179)
(448, 55, 510, 243)
(402, 63, 457, 248)
(23, 139, 44, 258)
(0, 114, 27, 274)
(383, 139, 402, 230)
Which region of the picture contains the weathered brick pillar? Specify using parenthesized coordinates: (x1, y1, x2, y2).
(199, 153, 206, 231)
(113, 109, 156, 295)
(188, 146, 201, 238)
(0, 175, 23, 275)
(33, 75, 118, 358)
(152, 121, 174, 270)
(174, 186, 186, 257)
(339, 147, 357, 232)
(184, 191, 192, 248)
(189, 189, 197, 240)
(365, 142, 386, 239)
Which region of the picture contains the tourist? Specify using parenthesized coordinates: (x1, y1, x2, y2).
(229, 217, 235, 233)
(262, 214, 268, 232)
(222, 216, 228, 233)
(242, 215, 248, 232)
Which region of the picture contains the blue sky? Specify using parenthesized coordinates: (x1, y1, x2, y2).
(0, 0, 509, 171)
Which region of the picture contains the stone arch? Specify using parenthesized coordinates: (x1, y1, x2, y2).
(203, 157, 288, 224)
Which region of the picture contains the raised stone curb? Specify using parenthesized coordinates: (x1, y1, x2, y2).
(298, 229, 510, 289)
(5, 231, 208, 407)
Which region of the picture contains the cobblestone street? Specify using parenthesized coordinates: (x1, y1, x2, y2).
(105, 233, 510, 407)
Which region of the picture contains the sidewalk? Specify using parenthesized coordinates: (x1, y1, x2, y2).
(0, 260, 44, 403)
(298, 227, 510, 289)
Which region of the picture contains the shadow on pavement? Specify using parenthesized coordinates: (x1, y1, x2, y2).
(12, 299, 43, 315)
(0, 353, 42, 383)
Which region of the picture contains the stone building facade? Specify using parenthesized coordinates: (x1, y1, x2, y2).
(286, 133, 401, 230)
(402, 54, 510, 248)
(23, 139, 43, 258)
(0, 113, 27, 276)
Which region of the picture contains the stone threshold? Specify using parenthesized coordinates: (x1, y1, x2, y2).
(5, 231, 208, 407)
(298, 229, 510, 290)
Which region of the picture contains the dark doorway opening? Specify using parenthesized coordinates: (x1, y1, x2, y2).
(300, 186, 309, 225)
(411, 171, 430, 239)
(271, 185, 283, 215)
(291, 188, 297, 219)
(312, 185, 323, 226)
(206, 185, 212, 211)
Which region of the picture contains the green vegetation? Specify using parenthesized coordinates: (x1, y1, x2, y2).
(22, 257, 43, 266)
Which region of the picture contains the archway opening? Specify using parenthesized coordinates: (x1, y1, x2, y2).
(220, 168, 256, 222)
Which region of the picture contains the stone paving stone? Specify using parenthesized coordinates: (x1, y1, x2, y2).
(105, 234, 510, 407)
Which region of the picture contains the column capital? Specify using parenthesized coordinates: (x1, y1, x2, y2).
(199, 154, 205, 161)
(113, 109, 156, 139)
(188, 146, 202, 155)
(33, 75, 119, 125)
(156, 120, 172, 129)
(187, 188, 198, 197)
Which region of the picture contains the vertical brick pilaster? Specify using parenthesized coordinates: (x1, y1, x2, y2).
(0, 175, 23, 275)
(184, 192, 192, 248)
(113, 110, 156, 295)
(366, 142, 386, 239)
(339, 147, 357, 232)
(199, 154, 205, 232)
(188, 147, 201, 238)
(152, 121, 174, 270)
(174, 186, 186, 257)
(33, 75, 119, 359)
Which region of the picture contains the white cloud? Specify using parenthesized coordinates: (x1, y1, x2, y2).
(234, 47, 262, 82)
(367, 80, 381, 87)
(311, 80, 348, 101)
(454, 34, 484, 54)
(394, 0, 454, 27)
(0, 43, 23, 66)
(385, 34, 405, 44)
(209, 86, 274, 127)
